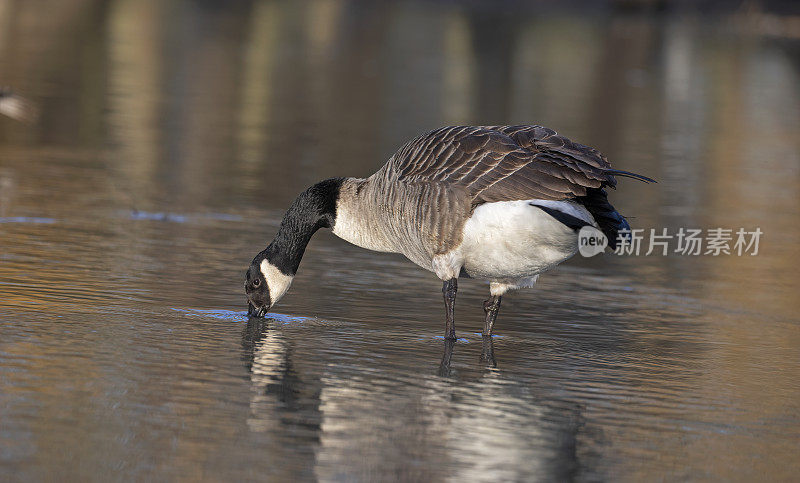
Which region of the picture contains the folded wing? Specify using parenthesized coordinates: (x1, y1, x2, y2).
(388, 125, 647, 205)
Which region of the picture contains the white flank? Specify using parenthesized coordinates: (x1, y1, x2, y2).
(259, 259, 294, 306)
(527, 199, 597, 226)
(490, 277, 539, 296)
(432, 252, 464, 280)
(460, 199, 593, 283)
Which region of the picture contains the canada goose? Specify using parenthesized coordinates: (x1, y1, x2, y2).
(0, 87, 36, 122)
(245, 125, 654, 339)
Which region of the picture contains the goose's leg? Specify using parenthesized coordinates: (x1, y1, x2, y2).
(480, 334, 496, 367)
(438, 338, 456, 377)
(482, 295, 502, 337)
(442, 278, 458, 340)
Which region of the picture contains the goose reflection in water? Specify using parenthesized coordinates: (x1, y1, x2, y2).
(242, 317, 587, 481)
(439, 336, 497, 378)
(241, 317, 322, 436)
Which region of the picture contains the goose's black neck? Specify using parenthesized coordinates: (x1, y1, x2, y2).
(262, 178, 344, 276)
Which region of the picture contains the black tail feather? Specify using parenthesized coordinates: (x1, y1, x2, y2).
(606, 169, 657, 184)
(576, 188, 631, 250)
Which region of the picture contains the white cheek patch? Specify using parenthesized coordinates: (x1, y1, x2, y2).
(259, 259, 294, 306)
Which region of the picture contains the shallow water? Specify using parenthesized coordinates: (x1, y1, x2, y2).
(1, 1, 799, 481)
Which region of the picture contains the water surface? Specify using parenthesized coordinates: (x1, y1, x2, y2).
(1, 1, 799, 481)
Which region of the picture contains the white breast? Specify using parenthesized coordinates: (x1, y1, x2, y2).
(332, 198, 398, 253)
(459, 200, 595, 281)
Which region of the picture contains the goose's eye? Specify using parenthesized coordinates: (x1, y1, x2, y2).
(253, 278, 260, 288)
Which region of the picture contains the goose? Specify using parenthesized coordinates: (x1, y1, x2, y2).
(245, 125, 654, 339)
(0, 87, 36, 122)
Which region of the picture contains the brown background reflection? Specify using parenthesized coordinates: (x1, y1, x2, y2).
(1, 1, 798, 481)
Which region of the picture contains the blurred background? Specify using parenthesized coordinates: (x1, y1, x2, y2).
(1, 0, 799, 481)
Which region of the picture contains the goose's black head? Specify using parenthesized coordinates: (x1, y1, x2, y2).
(245, 259, 270, 318)
(244, 178, 342, 317)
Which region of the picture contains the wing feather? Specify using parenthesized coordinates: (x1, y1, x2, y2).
(389, 125, 626, 204)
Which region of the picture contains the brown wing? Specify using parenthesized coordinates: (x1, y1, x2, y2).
(388, 125, 619, 204)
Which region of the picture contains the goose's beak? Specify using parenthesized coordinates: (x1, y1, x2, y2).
(247, 302, 268, 318)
